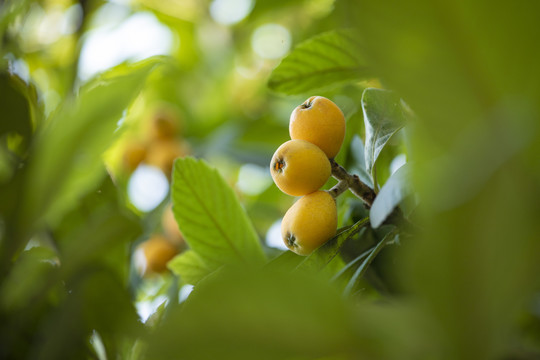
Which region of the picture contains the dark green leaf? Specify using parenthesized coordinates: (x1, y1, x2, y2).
(343, 229, 397, 296)
(31, 267, 142, 360)
(268, 29, 373, 95)
(168, 250, 213, 285)
(362, 88, 408, 182)
(171, 157, 266, 270)
(0, 246, 58, 312)
(370, 164, 412, 228)
(331, 245, 375, 282)
(0, 72, 34, 143)
(54, 176, 142, 283)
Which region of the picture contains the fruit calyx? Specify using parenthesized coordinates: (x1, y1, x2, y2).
(273, 158, 285, 173)
(301, 97, 314, 109)
(285, 232, 296, 248)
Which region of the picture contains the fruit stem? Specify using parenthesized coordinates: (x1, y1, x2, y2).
(301, 99, 313, 109)
(330, 159, 376, 207)
(328, 180, 349, 198)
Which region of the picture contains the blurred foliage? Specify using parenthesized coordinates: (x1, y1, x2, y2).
(0, 0, 539, 359)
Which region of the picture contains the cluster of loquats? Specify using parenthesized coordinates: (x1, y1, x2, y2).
(122, 105, 190, 277)
(121, 105, 191, 179)
(134, 204, 186, 277)
(270, 96, 346, 256)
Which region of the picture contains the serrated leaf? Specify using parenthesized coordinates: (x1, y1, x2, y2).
(268, 29, 373, 95)
(296, 218, 370, 272)
(22, 57, 164, 228)
(171, 157, 266, 270)
(370, 164, 412, 228)
(362, 88, 408, 182)
(168, 250, 213, 285)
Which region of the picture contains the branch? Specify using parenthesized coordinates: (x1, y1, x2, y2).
(330, 159, 376, 207)
(329, 159, 419, 234)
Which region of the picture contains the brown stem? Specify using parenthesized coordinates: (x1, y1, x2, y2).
(330, 159, 376, 208)
(329, 159, 418, 234)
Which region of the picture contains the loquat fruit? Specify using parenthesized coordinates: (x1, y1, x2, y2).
(270, 139, 331, 196)
(289, 96, 345, 159)
(281, 190, 337, 256)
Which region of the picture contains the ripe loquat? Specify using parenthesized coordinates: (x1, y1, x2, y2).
(270, 139, 331, 196)
(289, 96, 345, 159)
(281, 190, 337, 256)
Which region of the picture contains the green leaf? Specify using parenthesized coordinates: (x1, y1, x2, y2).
(54, 176, 142, 283)
(145, 268, 363, 360)
(0, 246, 58, 312)
(362, 88, 408, 183)
(331, 245, 375, 282)
(343, 229, 397, 297)
(0, 72, 37, 143)
(295, 218, 370, 272)
(265, 250, 304, 272)
(34, 267, 142, 360)
(370, 164, 412, 228)
(349, 135, 373, 187)
(21, 57, 163, 228)
(168, 250, 213, 285)
(268, 29, 373, 95)
(171, 157, 266, 270)
(351, 2, 540, 357)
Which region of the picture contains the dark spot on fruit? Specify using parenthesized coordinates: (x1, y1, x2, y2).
(301, 99, 313, 109)
(273, 158, 285, 173)
(286, 232, 296, 248)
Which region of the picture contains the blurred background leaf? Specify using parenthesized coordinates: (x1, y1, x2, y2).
(0, 72, 33, 144)
(145, 267, 429, 360)
(22, 57, 164, 231)
(350, 0, 540, 358)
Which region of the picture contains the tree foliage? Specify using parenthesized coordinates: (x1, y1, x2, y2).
(1, 0, 540, 359)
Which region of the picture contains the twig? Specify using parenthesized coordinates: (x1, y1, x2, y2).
(328, 179, 349, 198)
(329, 160, 419, 234)
(330, 159, 376, 207)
